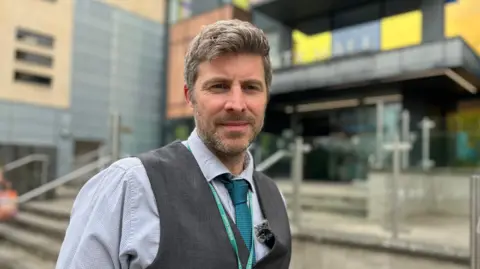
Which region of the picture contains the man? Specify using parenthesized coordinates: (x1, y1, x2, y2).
(56, 19, 291, 269)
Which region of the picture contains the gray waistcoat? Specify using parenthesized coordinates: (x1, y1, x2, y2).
(138, 141, 291, 269)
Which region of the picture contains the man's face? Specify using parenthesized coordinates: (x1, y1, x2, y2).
(185, 53, 268, 156)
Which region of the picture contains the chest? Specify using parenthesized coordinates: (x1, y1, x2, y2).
(139, 144, 292, 269)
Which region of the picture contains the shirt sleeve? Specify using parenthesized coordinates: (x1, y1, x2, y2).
(55, 158, 159, 269)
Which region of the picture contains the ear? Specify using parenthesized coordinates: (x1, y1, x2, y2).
(184, 84, 193, 107)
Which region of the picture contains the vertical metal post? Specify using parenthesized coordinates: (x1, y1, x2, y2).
(40, 158, 49, 200)
(40, 158, 49, 186)
(471, 175, 480, 269)
(419, 117, 435, 171)
(401, 110, 410, 170)
(383, 134, 411, 239)
(111, 112, 121, 161)
(290, 112, 303, 228)
(390, 134, 401, 239)
(376, 101, 384, 169)
(291, 136, 304, 228)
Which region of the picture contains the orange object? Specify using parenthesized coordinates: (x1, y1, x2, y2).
(0, 184, 18, 221)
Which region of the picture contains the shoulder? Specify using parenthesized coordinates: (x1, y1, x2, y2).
(100, 157, 148, 185)
(137, 141, 190, 171)
(77, 157, 152, 203)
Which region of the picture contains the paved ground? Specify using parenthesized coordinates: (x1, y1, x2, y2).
(291, 240, 468, 269)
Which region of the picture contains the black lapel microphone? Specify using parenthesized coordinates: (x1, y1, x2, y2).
(255, 220, 275, 249)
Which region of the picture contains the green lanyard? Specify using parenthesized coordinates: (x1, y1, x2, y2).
(209, 184, 255, 269)
(185, 142, 255, 269)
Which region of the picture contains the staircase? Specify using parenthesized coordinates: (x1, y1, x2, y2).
(0, 148, 109, 269)
(0, 185, 81, 269)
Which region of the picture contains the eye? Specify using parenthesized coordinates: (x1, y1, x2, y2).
(211, 83, 229, 90)
(244, 84, 260, 91)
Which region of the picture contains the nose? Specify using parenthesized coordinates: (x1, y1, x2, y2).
(224, 84, 246, 112)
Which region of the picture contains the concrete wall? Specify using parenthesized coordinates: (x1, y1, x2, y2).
(72, 0, 165, 155)
(368, 171, 470, 222)
(0, 0, 74, 108)
(421, 0, 445, 43)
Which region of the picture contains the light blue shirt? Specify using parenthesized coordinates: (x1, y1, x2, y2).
(56, 129, 285, 269)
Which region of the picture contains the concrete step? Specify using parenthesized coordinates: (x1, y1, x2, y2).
(8, 211, 68, 240)
(20, 200, 73, 221)
(0, 223, 62, 262)
(0, 241, 55, 269)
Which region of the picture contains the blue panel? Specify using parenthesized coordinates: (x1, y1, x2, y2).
(332, 20, 381, 58)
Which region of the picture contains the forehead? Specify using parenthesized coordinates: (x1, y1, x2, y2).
(196, 53, 265, 83)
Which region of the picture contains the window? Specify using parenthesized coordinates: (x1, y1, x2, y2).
(14, 71, 52, 87)
(266, 32, 282, 68)
(15, 50, 53, 67)
(168, 0, 192, 24)
(16, 28, 55, 48)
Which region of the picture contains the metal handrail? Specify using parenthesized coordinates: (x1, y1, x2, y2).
(74, 145, 107, 166)
(4, 154, 49, 172)
(18, 156, 112, 204)
(256, 149, 291, 172)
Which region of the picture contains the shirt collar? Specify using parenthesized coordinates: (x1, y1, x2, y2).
(183, 128, 255, 191)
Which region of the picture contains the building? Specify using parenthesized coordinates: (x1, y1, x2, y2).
(252, 0, 480, 180)
(163, 0, 480, 181)
(0, 0, 166, 192)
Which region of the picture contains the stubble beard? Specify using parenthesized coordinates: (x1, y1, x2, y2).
(194, 109, 263, 158)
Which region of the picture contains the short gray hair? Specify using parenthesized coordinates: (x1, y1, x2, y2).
(184, 19, 272, 97)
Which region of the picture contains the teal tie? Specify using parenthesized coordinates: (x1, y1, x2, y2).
(223, 176, 255, 263)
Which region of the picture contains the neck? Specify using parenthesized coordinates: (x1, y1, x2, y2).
(212, 148, 246, 176)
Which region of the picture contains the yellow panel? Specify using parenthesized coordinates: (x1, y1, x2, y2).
(233, 0, 250, 10)
(380, 10, 422, 51)
(445, 0, 480, 54)
(292, 30, 332, 65)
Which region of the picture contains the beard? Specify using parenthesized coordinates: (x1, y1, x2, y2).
(194, 109, 264, 157)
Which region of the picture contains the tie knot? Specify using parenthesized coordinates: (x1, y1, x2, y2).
(222, 177, 249, 205)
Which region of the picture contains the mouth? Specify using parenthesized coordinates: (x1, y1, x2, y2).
(219, 122, 250, 132)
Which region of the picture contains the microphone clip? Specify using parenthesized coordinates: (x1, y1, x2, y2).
(255, 220, 275, 248)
